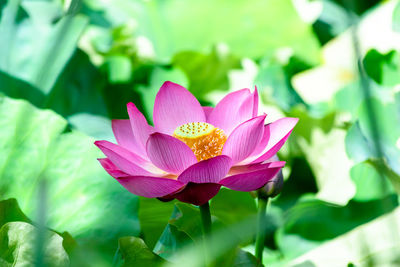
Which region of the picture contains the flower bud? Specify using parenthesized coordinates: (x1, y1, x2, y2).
(256, 155, 284, 199)
(258, 169, 284, 199)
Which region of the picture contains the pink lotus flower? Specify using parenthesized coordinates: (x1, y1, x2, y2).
(95, 82, 298, 205)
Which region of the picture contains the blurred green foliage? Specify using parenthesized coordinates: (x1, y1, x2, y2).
(0, 0, 399, 266)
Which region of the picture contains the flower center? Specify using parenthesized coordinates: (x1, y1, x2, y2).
(173, 122, 227, 161)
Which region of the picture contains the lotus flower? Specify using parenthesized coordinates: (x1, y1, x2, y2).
(95, 82, 298, 205)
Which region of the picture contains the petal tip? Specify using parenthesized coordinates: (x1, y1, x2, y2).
(94, 140, 103, 147)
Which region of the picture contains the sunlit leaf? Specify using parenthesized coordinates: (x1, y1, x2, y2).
(358, 98, 400, 175)
(0, 222, 69, 267)
(119, 236, 165, 267)
(351, 161, 395, 201)
(124, 0, 320, 62)
(393, 1, 400, 32)
(0, 96, 140, 252)
(298, 128, 355, 205)
(0, 1, 88, 93)
(290, 207, 400, 267)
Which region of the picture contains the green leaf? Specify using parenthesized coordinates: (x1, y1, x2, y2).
(138, 197, 176, 249)
(0, 70, 45, 107)
(298, 128, 356, 205)
(169, 203, 202, 241)
(256, 57, 308, 112)
(0, 222, 69, 267)
(106, 55, 132, 84)
(345, 121, 376, 163)
(313, 0, 349, 44)
(358, 98, 400, 175)
(130, 0, 320, 62)
(393, 1, 400, 32)
(363, 49, 400, 86)
(0, 198, 77, 257)
(0, 96, 140, 250)
(215, 247, 262, 267)
(153, 223, 192, 260)
(282, 196, 398, 241)
(153, 203, 200, 259)
(118, 236, 165, 267)
(351, 161, 395, 201)
(287, 106, 335, 143)
(275, 230, 320, 261)
(172, 49, 241, 99)
(44, 49, 108, 118)
(0, 198, 30, 227)
(0, 1, 88, 93)
(231, 249, 262, 267)
(165, 215, 261, 267)
(68, 113, 113, 140)
(211, 188, 257, 226)
(290, 207, 400, 266)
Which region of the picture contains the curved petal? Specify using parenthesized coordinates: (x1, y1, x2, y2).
(98, 158, 130, 178)
(229, 161, 286, 175)
(116, 176, 185, 198)
(112, 119, 147, 159)
(222, 115, 266, 164)
(219, 165, 284, 191)
(252, 86, 259, 117)
(178, 155, 232, 183)
(153, 81, 206, 134)
(249, 124, 270, 157)
(174, 183, 221, 206)
(146, 133, 197, 175)
(203, 106, 214, 121)
(208, 88, 257, 135)
(127, 102, 154, 157)
(95, 140, 154, 176)
(245, 117, 298, 164)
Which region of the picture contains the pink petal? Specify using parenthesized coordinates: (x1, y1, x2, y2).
(178, 155, 232, 183)
(203, 106, 214, 120)
(112, 119, 147, 159)
(153, 81, 206, 134)
(116, 176, 185, 198)
(247, 118, 298, 164)
(219, 165, 284, 191)
(174, 183, 222, 206)
(229, 161, 286, 175)
(252, 86, 259, 117)
(146, 133, 197, 175)
(98, 158, 130, 178)
(208, 88, 257, 135)
(222, 115, 266, 164)
(126, 103, 154, 158)
(95, 140, 153, 176)
(249, 124, 270, 157)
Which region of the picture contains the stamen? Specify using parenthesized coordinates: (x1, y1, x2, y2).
(173, 122, 227, 161)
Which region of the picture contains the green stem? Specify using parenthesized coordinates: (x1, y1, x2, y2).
(200, 201, 212, 235)
(200, 201, 212, 266)
(255, 197, 268, 262)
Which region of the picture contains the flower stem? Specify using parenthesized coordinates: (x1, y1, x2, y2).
(200, 201, 212, 235)
(200, 201, 212, 266)
(255, 197, 268, 262)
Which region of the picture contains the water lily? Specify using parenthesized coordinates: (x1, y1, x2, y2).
(95, 81, 298, 206)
